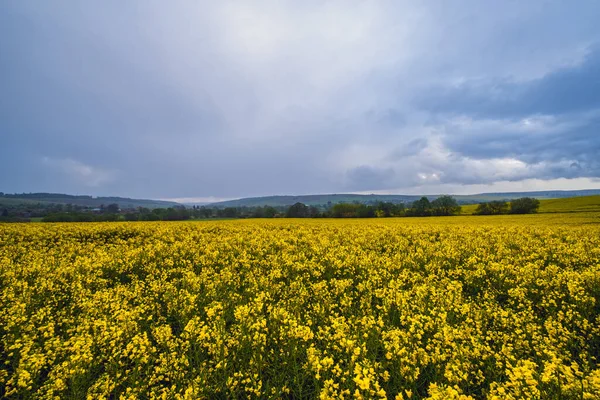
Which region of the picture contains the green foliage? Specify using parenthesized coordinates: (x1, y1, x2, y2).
(355, 204, 376, 218)
(287, 202, 310, 218)
(43, 213, 113, 222)
(510, 197, 541, 214)
(431, 195, 462, 216)
(407, 197, 432, 217)
(374, 202, 404, 217)
(105, 203, 120, 214)
(7, 192, 599, 223)
(326, 197, 459, 218)
(474, 201, 509, 215)
(264, 206, 277, 218)
(330, 203, 362, 218)
(252, 206, 278, 218)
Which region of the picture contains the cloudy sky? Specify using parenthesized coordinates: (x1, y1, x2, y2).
(2, 1, 600, 201)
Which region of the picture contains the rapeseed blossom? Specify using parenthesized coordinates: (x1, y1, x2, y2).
(1, 217, 599, 398)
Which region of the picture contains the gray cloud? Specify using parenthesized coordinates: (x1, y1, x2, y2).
(1, 1, 600, 198)
(417, 46, 600, 118)
(412, 49, 600, 183)
(345, 166, 397, 192)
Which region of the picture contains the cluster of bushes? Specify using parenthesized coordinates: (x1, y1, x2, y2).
(286, 196, 461, 218)
(405, 196, 462, 217)
(40, 205, 283, 222)
(42, 206, 195, 222)
(474, 197, 540, 215)
(0, 202, 88, 221)
(0, 208, 29, 223)
(0, 215, 30, 223)
(43, 213, 120, 222)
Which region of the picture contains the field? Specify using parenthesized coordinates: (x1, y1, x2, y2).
(460, 195, 600, 215)
(536, 195, 600, 214)
(1, 215, 600, 399)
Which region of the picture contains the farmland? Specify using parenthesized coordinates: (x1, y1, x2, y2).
(1, 214, 600, 399)
(460, 195, 600, 215)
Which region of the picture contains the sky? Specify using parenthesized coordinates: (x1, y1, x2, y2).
(1, 1, 600, 201)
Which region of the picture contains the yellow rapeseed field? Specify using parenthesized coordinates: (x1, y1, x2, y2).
(1, 216, 600, 399)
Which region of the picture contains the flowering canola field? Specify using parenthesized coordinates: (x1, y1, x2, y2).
(1, 217, 600, 399)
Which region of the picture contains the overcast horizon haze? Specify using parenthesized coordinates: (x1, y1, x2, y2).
(2, 1, 600, 200)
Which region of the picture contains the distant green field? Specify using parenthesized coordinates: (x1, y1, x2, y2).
(461, 195, 600, 215)
(460, 204, 479, 215)
(538, 195, 600, 213)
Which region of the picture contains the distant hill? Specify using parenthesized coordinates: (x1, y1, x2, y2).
(205, 194, 424, 208)
(0, 193, 180, 209)
(460, 194, 600, 215)
(4, 189, 600, 211)
(206, 189, 600, 208)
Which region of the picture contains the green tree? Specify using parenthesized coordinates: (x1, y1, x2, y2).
(308, 206, 321, 218)
(509, 197, 540, 214)
(124, 213, 139, 221)
(474, 201, 508, 215)
(330, 203, 360, 218)
(375, 202, 395, 217)
(409, 197, 432, 216)
(252, 206, 266, 218)
(431, 195, 461, 216)
(264, 206, 277, 218)
(221, 207, 239, 218)
(287, 202, 309, 218)
(356, 204, 375, 218)
(198, 206, 212, 218)
(106, 203, 120, 214)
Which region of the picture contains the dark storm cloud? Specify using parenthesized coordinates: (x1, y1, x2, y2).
(440, 113, 600, 164)
(413, 45, 600, 183)
(418, 46, 600, 118)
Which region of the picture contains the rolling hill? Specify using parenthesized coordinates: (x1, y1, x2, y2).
(203, 194, 424, 208)
(0, 193, 180, 209)
(205, 189, 600, 208)
(4, 190, 600, 213)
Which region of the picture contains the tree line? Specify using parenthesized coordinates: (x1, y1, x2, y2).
(34, 195, 463, 221)
(285, 195, 462, 218)
(474, 197, 540, 215)
(0, 196, 541, 223)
